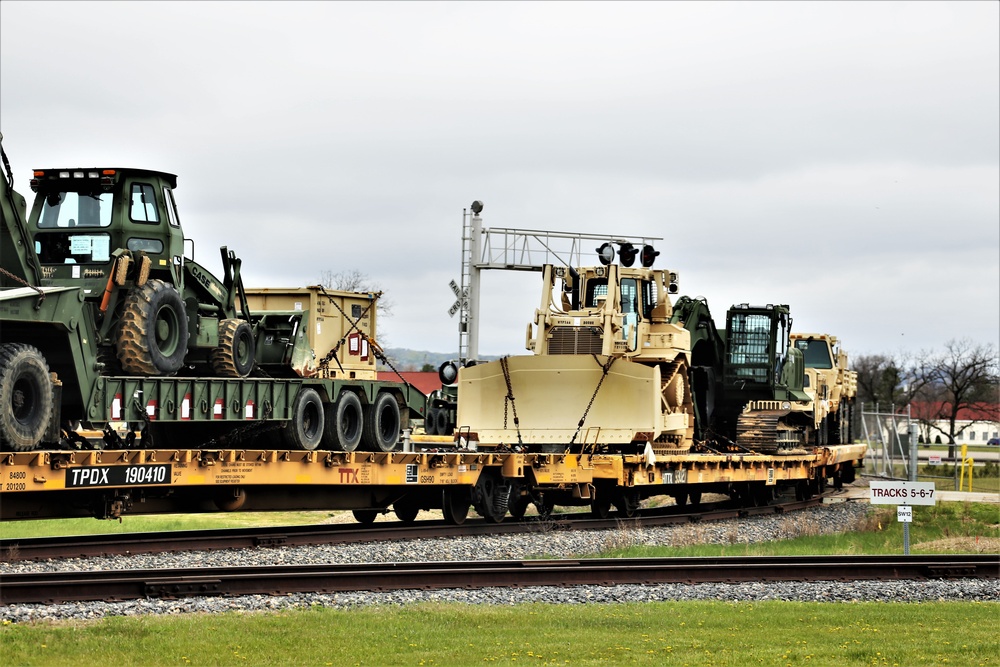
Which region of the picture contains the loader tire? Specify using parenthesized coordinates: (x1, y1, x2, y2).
(210, 318, 255, 378)
(117, 279, 188, 376)
(361, 391, 400, 452)
(281, 387, 324, 451)
(0, 343, 53, 452)
(321, 390, 363, 452)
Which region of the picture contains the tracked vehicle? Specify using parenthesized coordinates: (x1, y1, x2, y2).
(457, 242, 854, 455)
(458, 244, 697, 454)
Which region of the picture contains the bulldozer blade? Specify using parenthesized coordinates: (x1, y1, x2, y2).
(457, 355, 661, 447)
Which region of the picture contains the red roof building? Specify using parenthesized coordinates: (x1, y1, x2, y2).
(377, 371, 440, 396)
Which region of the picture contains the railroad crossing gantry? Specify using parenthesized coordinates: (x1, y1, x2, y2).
(449, 201, 662, 362)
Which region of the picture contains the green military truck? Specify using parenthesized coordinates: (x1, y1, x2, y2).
(0, 136, 424, 452)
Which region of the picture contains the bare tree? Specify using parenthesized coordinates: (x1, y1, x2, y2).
(318, 269, 394, 318)
(853, 353, 904, 407)
(319, 269, 395, 364)
(853, 351, 927, 408)
(911, 339, 999, 457)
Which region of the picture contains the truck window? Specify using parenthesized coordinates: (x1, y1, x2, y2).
(163, 187, 180, 227)
(35, 232, 112, 264)
(794, 339, 834, 369)
(36, 191, 113, 228)
(127, 238, 164, 254)
(130, 184, 160, 224)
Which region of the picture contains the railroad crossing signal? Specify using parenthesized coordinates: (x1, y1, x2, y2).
(448, 279, 468, 318)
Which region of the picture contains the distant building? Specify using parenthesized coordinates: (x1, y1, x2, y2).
(377, 371, 441, 397)
(906, 402, 1000, 445)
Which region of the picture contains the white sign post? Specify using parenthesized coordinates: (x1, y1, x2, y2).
(869, 481, 936, 555)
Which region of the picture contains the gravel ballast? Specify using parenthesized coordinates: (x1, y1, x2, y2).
(2, 501, 996, 623)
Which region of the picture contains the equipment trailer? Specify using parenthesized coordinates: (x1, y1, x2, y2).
(0, 136, 425, 455)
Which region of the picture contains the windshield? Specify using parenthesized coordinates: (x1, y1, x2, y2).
(37, 190, 113, 228)
(795, 339, 834, 369)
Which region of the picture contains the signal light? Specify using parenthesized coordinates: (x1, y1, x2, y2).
(439, 361, 459, 385)
(640, 244, 660, 267)
(619, 243, 637, 267)
(596, 242, 615, 265)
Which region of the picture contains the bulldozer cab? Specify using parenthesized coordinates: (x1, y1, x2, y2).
(28, 168, 184, 294)
(529, 263, 683, 361)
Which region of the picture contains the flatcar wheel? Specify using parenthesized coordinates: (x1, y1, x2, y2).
(393, 500, 419, 523)
(534, 497, 555, 520)
(614, 491, 640, 518)
(591, 493, 612, 519)
(442, 488, 470, 525)
(352, 509, 379, 525)
(508, 496, 530, 521)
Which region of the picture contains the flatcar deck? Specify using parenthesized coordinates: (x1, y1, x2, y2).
(0, 442, 866, 521)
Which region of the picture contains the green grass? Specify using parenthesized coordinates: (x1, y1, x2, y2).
(873, 463, 1000, 494)
(594, 502, 999, 558)
(0, 510, 340, 540)
(2, 601, 998, 666)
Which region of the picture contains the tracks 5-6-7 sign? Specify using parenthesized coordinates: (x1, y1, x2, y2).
(869, 480, 937, 506)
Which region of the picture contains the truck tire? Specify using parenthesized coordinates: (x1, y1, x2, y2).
(435, 408, 452, 436)
(117, 279, 188, 376)
(424, 407, 439, 435)
(361, 391, 400, 452)
(0, 343, 53, 452)
(281, 388, 324, 451)
(210, 319, 255, 378)
(322, 390, 363, 452)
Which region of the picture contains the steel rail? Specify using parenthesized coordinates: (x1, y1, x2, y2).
(0, 496, 828, 562)
(1, 555, 996, 605)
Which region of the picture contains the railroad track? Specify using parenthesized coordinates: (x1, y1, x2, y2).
(2, 555, 995, 605)
(0, 495, 830, 562)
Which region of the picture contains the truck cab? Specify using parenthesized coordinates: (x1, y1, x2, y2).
(28, 168, 184, 296)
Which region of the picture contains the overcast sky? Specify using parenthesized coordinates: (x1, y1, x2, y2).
(2, 2, 997, 361)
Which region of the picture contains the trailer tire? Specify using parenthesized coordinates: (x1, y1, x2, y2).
(362, 392, 400, 452)
(0, 343, 53, 451)
(117, 279, 188, 376)
(435, 408, 452, 436)
(282, 388, 324, 451)
(322, 390, 363, 452)
(210, 319, 255, 378)
(424, 407, 439, 435)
